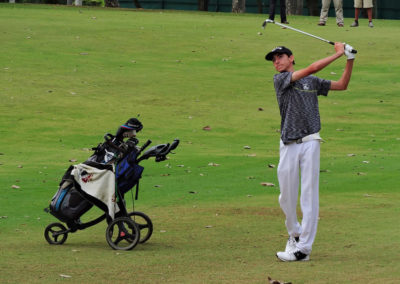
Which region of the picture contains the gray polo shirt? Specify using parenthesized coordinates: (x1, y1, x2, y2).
(273, 71, 331, 144)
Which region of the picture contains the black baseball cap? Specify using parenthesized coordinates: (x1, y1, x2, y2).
(265, 46, 293, 61)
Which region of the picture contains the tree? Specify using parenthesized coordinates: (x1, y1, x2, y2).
(232, 0, 245, 13)
(307, 0, 319, 16)
(198, 0, 209, 11)
(133, 0, 142, 8)
(286, 0, 303, 15)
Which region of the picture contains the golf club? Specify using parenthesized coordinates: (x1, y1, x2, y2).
(262, 19, 357, 54)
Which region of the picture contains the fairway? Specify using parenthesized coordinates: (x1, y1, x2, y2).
(0, 4, 399, 283)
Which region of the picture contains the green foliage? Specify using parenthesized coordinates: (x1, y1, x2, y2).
(0, 4, 399, 283)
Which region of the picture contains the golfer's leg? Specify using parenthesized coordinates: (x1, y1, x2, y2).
(269, 0, 276, 21)
(297, 140, 320, 255)
(333, 0, 344, 24)
(319, 0, 331, 23)
(277, 141, 301, 237)
(280, 0, 287, 22)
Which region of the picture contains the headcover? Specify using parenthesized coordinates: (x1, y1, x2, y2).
(122, 118, 143, 132)
(115, 118, 143, 140)
(265, 46, 294, 64)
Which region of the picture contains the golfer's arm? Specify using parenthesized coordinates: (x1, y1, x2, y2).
(291, 52, 343, 82)
(330, 59, 354, 90)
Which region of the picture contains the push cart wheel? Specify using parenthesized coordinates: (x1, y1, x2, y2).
(128, 211, 153, 244)
(106, 217, 140, 250)
(44, 223, 68, 245)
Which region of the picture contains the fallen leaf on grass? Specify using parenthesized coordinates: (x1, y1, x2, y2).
(268, 164, 276, 168)
(364, 194, 372, 197)
(203, 125, 211, 131)
(357, 172, 366, 176)
(69, 159, 77, 162)
(205, 225, 213, 228)
(268, 276, 292, 284)
(208, 162, 220, 167)
(188, 191, 197, 194)
(11, 185, 20, 189)
(347, 154, 356, 157)
(258, 107, 264, 111)
(59, 274, 72, 278)
(260, 182, 275, 187)
(247, 154, 257, 157)
(243, 145, 251, 149)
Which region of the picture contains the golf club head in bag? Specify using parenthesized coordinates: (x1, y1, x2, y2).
(115, 118, 143, 140)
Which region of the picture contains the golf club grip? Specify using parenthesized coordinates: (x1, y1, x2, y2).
(137, 139, 152, 155)
(331, 42, 358, 54)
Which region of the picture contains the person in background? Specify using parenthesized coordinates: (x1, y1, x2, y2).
(318, 0, 344, 27)
(269, 0, 289, 24)
(351, 0, 374, 27)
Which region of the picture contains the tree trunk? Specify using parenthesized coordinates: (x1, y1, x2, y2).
(198, 0, 209, 11)
(307, 0, 319, 16)
(232, 0, 245, 13)
(372, 0, 378, 18)
(257, 0, 263, 14)
(133, 0, 142, 8)
(105, 0, 120, 7)
(286, 0, 303, 15)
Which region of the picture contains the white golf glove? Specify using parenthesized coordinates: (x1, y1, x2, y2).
(344, 44, 356, 60)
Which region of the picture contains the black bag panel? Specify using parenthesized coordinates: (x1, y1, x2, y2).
(50, 183, 93, 223)
(59, 188, 93, 221)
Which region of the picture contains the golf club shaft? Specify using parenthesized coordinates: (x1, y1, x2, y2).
(263, 20, 357, 54)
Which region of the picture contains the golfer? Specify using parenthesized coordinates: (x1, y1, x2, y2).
(265, 42, 354, 261)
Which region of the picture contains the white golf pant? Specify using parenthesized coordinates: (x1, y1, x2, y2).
(277, 139, 320, 255)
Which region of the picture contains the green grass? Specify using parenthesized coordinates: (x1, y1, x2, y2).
(1, 4, 400, 283)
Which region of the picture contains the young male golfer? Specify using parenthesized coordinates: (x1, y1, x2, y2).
(265, 42, 354, 261)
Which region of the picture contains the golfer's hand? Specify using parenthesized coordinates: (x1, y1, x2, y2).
(334, 42, 345, 56)
(344, 44, 356, 60)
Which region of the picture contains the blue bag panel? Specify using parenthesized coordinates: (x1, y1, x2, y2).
(116, 151, 144, 194)
(54, 187, 69, 211)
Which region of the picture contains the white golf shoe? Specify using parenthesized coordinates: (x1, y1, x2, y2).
(284, 236, 299, 253)
(276, 250, 310, 262)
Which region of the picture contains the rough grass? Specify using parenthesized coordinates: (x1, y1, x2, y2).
(0, 4, 399, 283)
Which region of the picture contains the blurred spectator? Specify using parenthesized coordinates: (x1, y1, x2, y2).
(269, 0, 289, 24)
(351, 0, 374, 27)
(318, 0, 344, 27)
